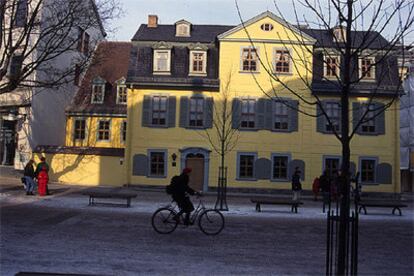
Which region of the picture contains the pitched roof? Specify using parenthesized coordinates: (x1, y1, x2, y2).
(132, 24, 234, 43)
(67, 41, 132, 115)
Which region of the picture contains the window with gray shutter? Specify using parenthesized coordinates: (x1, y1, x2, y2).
(237, 153, 256, 179)
(152, 95, 168, 126)
(359, 157, 377, 183)
(375, 103, 385, 135)
(273, 100, 289, 130)
(204, 97, 213, 128)
(180, 96, 189, 128)
(142, 95, 151, 127)
(232, 98, 241, 129)
(317, 100, 340, 133)
(168, 96, 176, 127)
(254, 158, 271, 179)
(288, 100, 299, 132)
(271, 154, 290, 180)
(189, 97, 204, 127)
(256, 98, 266, 129)
(240, 98, 256, 129)
(133, 154, 148, 176)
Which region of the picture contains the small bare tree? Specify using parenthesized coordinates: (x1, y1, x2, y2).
(235, 0, 413, 273)
(0, 0, 121, 95)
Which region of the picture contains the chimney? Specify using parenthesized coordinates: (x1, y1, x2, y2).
(148, 15, 158, 28)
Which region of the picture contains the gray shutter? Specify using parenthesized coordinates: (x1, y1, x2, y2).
(168, 96, 176, 128)
(142, 95, 151, 127)
(352, 102, 361, 134)
(316, 102, 326, 133)
(289, 100, 299, 132)
(254, 158, 271, 179)
(376, 163, 392, 184)
(179, 96, 189, 128)
(232, 98, 241, 129)
(256, 98, 266, 129)
(133, 154, 148, 176)
(204, 97, 213, 129)
(264, 99, 273, 130)
(337, 101, 342, 135)
(374, 102, 385, 135)
(289, 159, 305, 181)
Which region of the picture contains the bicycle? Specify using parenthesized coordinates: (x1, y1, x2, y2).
(151, 195, 225, 235)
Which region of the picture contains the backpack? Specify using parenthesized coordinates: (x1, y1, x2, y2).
(166, 175, 179, 195)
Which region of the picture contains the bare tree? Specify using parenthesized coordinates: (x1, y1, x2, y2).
(235, 0, 413, 274)
(201, 71, 240, 211)
(0, 0, 121, 95)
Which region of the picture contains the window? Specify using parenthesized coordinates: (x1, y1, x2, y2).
(121, 121, 127, 143)
(9, 55, 23, 79)
(189, 97, 204, 127)
(97, 120, 110, 141)
(274, 101, 289, 130)
(152, 95, 168, 126)
(77, 27, 90, 55)
(324, 157, 341, 177)
(91, 83, 105, 104)
(238, 154, 255, 179)
(261, 23, 274, 31)
(241, 98, 256, 129)
(117, 85, 127, 104)
(325, 102, 340, 132)
(360, 158, 376, 183)
(333, 27, 346, 42)
(74, 119, 86, 140)
(359, 57, 375, 80)
(325, 56, 340, 78)
(149, 151, 166, 177)
(272, 155, 289, 180)
(176, 24, 190, 36)
(274, 49, 291, 73)
(153, 50, 171, 73)
(360, 103, 376, 133)
(14, 0, 27, 27)
(241, 48, 259, 72)
(189, 51, 207, 75)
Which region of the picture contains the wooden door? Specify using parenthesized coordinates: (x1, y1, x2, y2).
(185, 156, 204, 191)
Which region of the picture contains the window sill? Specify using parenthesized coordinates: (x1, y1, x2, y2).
(189, 73, 207, 77)
(239, 128, 259, 132)
(147, 175, 167, 179)
(236, 177, 258, 182)
(239, 71, 260, 74)
(273, 72, 293, 76)
(270, 178, 290, 182)
(360, 78, 376, 83)
(153, 72, 171, 76)
(271, 129, 291, 133)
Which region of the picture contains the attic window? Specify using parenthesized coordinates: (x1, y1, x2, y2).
(91, 77, 106, 104)
(333, 27, 346, 43)
(176, 22, 191, 37)
(261, 23, 274, 31)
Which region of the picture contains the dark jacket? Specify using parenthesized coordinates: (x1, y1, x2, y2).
(320, 174, 330, 192)
(172, 173, 195, 197)
(35, 162, 49, 176)
(291, 173, 302, 191)
(24, 163, 35, 178)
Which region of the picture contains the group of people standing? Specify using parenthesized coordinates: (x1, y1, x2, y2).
(23, 157, 49, 196)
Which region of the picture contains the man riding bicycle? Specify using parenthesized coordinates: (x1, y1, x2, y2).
(170, 167, 200, 225)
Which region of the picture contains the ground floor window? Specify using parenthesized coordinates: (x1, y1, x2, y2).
(271, 154, 289, 180)
(149, 150, 166, 177)
(323, 156, 341, 177)
(360, 157, 377, 183)
(237, 153, 256, 179)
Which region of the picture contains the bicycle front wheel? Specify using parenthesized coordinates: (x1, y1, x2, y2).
(151, 208, 178, 234)
(198, 209, 224, 235)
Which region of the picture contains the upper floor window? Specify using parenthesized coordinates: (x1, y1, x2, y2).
(273, 101, 289, 130)
(14, 0, 27, 27)
(91, 77, 106, 104)
(77, 27, 90, 55)
(325, 102, 340, 132)
(189, 97, 204, 127)
(189, 51, 207, 75)
(325, 56, 340, 78)
(152, 95, 168, 126)
(241, 98, 256, 129)
(241, 48, 259, 72)
(73, 119, 86, 140)
(261, 23, 274, 31)
(360, 103, 376, 133)
(97, 120, 110, 141)
(121, 121, 127, 143)
(117, 85, 127, 104)
(359, 57, 375, 80)
(153, 50, 171, 74)
(274, 49, 291, 74)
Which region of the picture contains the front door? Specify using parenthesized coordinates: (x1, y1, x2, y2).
(185, 154, 204, 191)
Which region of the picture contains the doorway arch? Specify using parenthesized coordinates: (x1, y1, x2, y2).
(180, 147, 210, 191)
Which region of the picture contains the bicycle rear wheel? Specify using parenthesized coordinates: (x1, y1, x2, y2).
(198, 209, 224, 235)
(151, 208, 178, 234)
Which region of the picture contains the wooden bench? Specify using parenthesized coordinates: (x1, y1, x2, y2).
(358, 199, 408, 216)
(83, 188, 137, 208)
(250, 197, 304, 213)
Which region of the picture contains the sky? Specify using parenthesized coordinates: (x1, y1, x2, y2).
(107, 0, 413, 44)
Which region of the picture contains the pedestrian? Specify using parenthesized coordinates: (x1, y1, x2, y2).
(23, 159, 36, 195)
(170, 167, 200, 225)
(36, 157, 50, 195)
(320, 170, 331, 212)
(312, 176, 320, 201)
(291, 167, 302, 201)
(37, 165, 49, 196)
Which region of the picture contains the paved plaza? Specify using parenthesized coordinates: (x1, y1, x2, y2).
(0, 176, 413, 276)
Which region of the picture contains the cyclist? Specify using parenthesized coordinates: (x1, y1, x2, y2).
(170, 167, 200, 225)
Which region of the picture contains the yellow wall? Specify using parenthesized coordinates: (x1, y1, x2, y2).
(65, 116, 126, 148)
(33, 152, 126, 186)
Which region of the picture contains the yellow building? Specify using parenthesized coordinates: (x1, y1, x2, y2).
(125, 12, 400, 194)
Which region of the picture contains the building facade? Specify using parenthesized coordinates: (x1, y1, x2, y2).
(125, 12, 400, 193)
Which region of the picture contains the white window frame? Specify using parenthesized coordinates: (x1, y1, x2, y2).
(273, 48, 292, 74)
(325, 102, 340, 132)
(273, 100, 289, 131)
(240, 47, 260, 73)
(188, 96, 205, 127)
(324, 55, 341, 79)
(240, 98, 256, 129)
(153, 49, 171, 74)
(151, 95, 168, 126)
(360, 102, 376, 134)
(189, 50, 207, 76)
(116, 85, 127, 105)
(176, 23, 190, 37)
(97, 119, 111, 141)
(359, 56, 376, 81)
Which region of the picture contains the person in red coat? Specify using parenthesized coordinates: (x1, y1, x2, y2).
(312, 177, 320, 201)
(37, 165, 49, 196)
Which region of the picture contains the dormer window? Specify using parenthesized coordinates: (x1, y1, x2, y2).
(189, 51, 207, 75)
(333, 26, 346, 43)
(324, 55, 341, 79)
(152, 42, 172, 75)
(175, 20, 191, 37)
(359, 56, 376, 81)
(91, 77, 106, 104)
(116, 77, 127, 104)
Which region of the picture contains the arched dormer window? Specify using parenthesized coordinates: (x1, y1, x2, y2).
(332, 26, 346, 43)
(116, 77, 127, 104)
(91, 76, 106, 104)
(175, 19, 191, 37)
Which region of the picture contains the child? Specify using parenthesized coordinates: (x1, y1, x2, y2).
(37, 165, 49, 196)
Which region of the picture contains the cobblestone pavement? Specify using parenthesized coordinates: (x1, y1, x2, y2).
(0, 176, 413, 276)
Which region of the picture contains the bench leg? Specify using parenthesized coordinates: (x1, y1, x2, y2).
(89, 196, 93, 206)
(392, 207, 402, 216)
(126, 198, 131, 208)
(255, 203, 261, 212)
